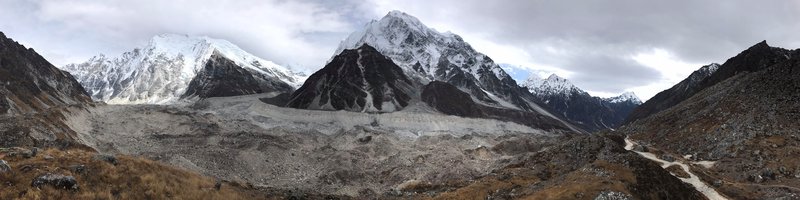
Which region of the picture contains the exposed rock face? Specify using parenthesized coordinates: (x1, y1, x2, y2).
(182, 52, 294, 99)
(626, 40, 793, 123)
(0, 32, 94, 148)
(620, 41, 800, 199)
(420, 81, 483, 117)
(0, 32, 91, 114)
(287, 44, 415, 112)
(422, 81, 574, 132)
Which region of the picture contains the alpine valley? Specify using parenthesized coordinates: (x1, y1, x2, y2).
(1, 9, 798, 200)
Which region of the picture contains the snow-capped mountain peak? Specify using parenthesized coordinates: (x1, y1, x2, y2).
(606, 92, 642, 104)
(522, 73, 580, 96)
(145, 33, 303, 86)
(63, 34, 304, 104)
(335, 11, 537, 112)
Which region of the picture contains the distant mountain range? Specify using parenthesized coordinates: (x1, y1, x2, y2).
(520, 73, 641, 132)
(58, 11, 644, 133)
(62, 34, 305, 104)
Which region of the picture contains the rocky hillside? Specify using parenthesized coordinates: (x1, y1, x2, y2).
(0, 32, 94, 148)
(0, 32, 91, 115)
(0, 147, 267, 199)
(620, 41, 800, 199)
(421, 81, 576, 132)
(626, 40, 793, 123)
(402, 133, 705, 199)
(181, 52, 295, 99)
(522, 74, 642, 132)
(62, 34, 304, 104)
(287, 44, 415, 112)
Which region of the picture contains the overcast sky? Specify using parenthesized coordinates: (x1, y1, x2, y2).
(1, 0, 799, 100)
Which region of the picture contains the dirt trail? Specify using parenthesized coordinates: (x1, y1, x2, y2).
(625, 137, 729, 200)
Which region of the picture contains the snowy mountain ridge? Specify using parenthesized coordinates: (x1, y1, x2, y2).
(63, 34, 305, 104)
(518, 72, 642, 131)
(334, 10, 546, 113)
(605, 91, 642, 104)
(521, 74, 582, 97)
(336, 11, 511, 83)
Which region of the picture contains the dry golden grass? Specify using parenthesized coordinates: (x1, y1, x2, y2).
(429, 160, 635, 200)
(0, 148, 263, 200)
(521, 161, 633, 200)
(431, 168, 541, 200)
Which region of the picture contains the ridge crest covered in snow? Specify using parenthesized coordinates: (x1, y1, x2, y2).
(334, 10, 534, 112)
(606, 91, 642, 104)
(63, 34, 304, 104)
(521, 73, 581, 97)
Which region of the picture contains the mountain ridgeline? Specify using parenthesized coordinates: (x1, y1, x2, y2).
(336, 11, 552, 114)
(625, 41, 794, 123)
(0, 31, 93, 147)
(521, 74, 642, 132)
(63, 34, 304, 104)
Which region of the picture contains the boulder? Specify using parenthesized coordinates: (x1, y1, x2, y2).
(661, 154, 675, 162)
(31, 173, 79, 190)
(93, 154, 118, 165)
(0, 160, 10, 173)
(748, 174, 764, 183)
(68, 164, 86, 174)
(357, 136, 373, 144)
(762, 168, 776, 180)
(594, 190, 633, 200)
(712, 180, 723, 187)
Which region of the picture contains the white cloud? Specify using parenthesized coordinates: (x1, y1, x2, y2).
(630, 48, 707, 99)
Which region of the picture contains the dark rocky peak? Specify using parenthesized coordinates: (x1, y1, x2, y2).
(181, 51, 295, 99)
(626, 41, 796, 124)
(710, 40, 793, 79)
(286, 44, 415, 112)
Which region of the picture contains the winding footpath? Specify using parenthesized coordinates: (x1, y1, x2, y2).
(624, 137, 728, 200)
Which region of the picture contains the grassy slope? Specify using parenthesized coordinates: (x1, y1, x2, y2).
(0, 148, 262, 199)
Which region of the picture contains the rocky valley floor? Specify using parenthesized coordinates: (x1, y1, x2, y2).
(21, 93, 704, 199)
(64, 94, 566, 197)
